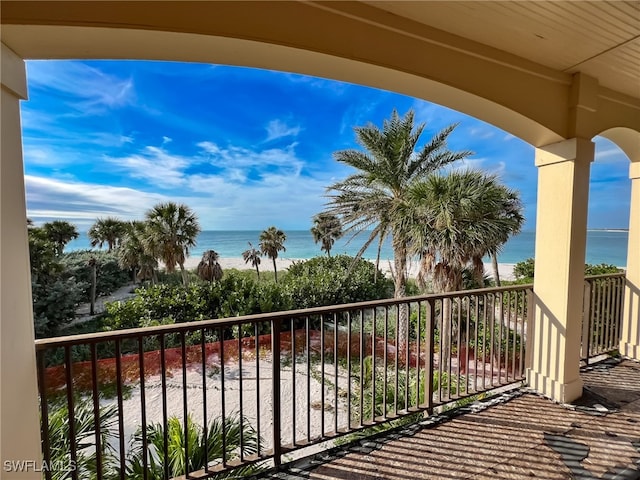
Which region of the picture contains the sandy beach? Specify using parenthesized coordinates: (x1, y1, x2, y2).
(183, 256, 517, 281)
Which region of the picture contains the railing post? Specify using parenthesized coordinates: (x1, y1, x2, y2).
(524, 288, 535, 371)
(271, 318, 282, 469)
(581, 280, 591, 364)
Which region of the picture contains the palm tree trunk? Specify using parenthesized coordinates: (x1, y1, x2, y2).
(179, 262, 188, 286)
(491, 253, 501, 287)
(255, 264, 260, 279)
(90, 263, 97, 316)
(273, 258, 278, 283)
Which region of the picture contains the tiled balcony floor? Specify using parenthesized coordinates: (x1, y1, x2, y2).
(271, 358, 640, 480)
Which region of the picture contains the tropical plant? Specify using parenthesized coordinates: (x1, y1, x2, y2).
(143, 203, 201, 286)
(88, 217, 127, 252)
(404, 170, 524, 369)
(259, 226, 286, 283)
(242, 242, 261, 278)
(197, 250, 223, 283)
(122, 413, 260, 479)
(42, 220, 79, 255)
(45, 398, 118, 480)
(117, 221, 158, 284)
(325, 109, 471, 344)
(311, 213, 343, 257)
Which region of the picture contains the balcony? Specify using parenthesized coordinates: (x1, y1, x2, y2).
(34, 274, 626, 479)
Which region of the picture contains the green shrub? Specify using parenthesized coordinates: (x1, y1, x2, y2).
(61, 250, 131, 301)
(283, 255, 392, 309)
(584, 263, 622, 276)
(513, 258, 535, 280)
(514, 257, 622, 280)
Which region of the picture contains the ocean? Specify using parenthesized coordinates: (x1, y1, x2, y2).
(65, 230, 630, 267)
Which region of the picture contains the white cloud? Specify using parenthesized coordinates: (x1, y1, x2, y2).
(26, 60, 135, 113)
(265, 119, 301, 141)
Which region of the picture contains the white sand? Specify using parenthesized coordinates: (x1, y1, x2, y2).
(183, 256, 516, 281)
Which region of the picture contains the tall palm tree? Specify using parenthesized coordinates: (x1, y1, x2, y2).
(259, 226, 286, 283)
(88, 217, 126, 252)
(118, 221, 158, 284)
(143, 203, 201, 286)
(325, 109, 471, 344)
(311, 213, 343, 257)
(197, 250, 223, 283)
(42, 220, 79, 255)
(404, 170, 524, 370)
(242, 242, 262, 278)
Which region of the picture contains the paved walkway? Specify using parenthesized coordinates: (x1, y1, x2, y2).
(268, 357, 640, 480)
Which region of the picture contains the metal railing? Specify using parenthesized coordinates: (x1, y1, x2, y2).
(35, 284, 533, 479)
(581, 273, 626, 362)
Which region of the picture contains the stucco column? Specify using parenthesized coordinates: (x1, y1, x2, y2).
(620, 162, 640, 359)
(1, 44, 43, 478)
(527, 137, 594, 403)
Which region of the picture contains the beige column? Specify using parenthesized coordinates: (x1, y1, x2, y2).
(620, 162, 640, 359)
(1, 44, 43, 478)
(527, 137, 594, 403)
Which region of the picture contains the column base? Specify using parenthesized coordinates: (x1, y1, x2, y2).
(620, 341, 640, 361)
(526, 369, 584, 403)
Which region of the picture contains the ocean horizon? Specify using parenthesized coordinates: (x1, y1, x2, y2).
(65, 229, 630, 267)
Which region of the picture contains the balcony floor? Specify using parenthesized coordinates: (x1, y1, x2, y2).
(271, 357, 640, 480)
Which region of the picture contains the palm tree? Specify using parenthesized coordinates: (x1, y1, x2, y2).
(88, 256, 98, 315)
(325, 109, 471, 344)
(197, 250, 223, 283)
(242, 242, 262, 278)
(118, 221, 158, 284)
(311, 213, 343, 257)
(143, 202, 201, 286)
(405, 169, 524, 370)
(259, 226, 286, 283)
(88, 217, 126, 252)
(42, 220, 79, 255)
(122, 413, 259, 479)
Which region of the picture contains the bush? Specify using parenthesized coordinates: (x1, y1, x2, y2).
(514, 258, 622, 280)
(283, 255, 392, 309)
(513, 258, 535, 280)
(584, 263, 622, 276)
(61, 250, 131, 301)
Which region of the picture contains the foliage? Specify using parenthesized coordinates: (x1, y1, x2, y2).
(283, 255, 392, 308)
(144, 202, 201, 285)
(122, 413, 260, 479)
(118, 220, 158, 283)
(514, 258, 623, 280)
(61, 250, 131, 302)
(242, 241, 262, 278)
(45, 398, 117, 480)
(42, 220, 79, 256)
(259, 226, 286, 283)
(88, 217, 127, 252)
(311, 212, 343, 257)
(197, 250, 223, 283)
(513, 258, 535, 280)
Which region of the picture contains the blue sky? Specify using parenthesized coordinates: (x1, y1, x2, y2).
(21, 60, 632, 231)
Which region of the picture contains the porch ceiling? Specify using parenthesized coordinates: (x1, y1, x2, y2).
(366, 1, 640, 99)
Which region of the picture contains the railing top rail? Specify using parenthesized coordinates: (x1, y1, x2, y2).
(35, 283, 534, 350)
(584, 272, 626, 281)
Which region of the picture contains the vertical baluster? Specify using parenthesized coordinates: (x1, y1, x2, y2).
(359, 310, 365, 427)
(447, 299, 453, 401)
(473, 296, 480, 393)
(394, 305, 399, 417)
(482, 293, 488, 391)
(160, 335, 169, 480)
(383, 307, 388, 418)
(305, 317, 311, 443)
(320, 315, 325, 435)
(271, 319, 282, 469)
(489, 294, 496, 387)
(90, 343, 103, 480)
(37, 350, 52, 480)
(64, 346, 78, 480)
(405, 303, 410, 413)
(333, 312, 338, 434)
(347, 311, 352, 431)
(219, 327, 227, 468)
(202, 328, 210, 471)
(425, 300, 434, 412)
(371, 308, 377, 423)
(181, 332, 189, 478)
(497, 292, 504, 385)
(438, 299, 443, 405)
(456, 297, 462, 398)
(416, 302, 422, 410)
(465, 296, 471, 395)
(291, 319, 296, 446)
(114, 341, 125, 479)
(238, 325, 245, 459)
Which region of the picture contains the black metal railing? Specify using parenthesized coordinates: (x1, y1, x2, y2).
(35, 284, 534, 479)
(581, 273, 626, 362)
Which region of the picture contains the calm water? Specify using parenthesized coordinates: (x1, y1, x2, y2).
(66, 230, 630, 267)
